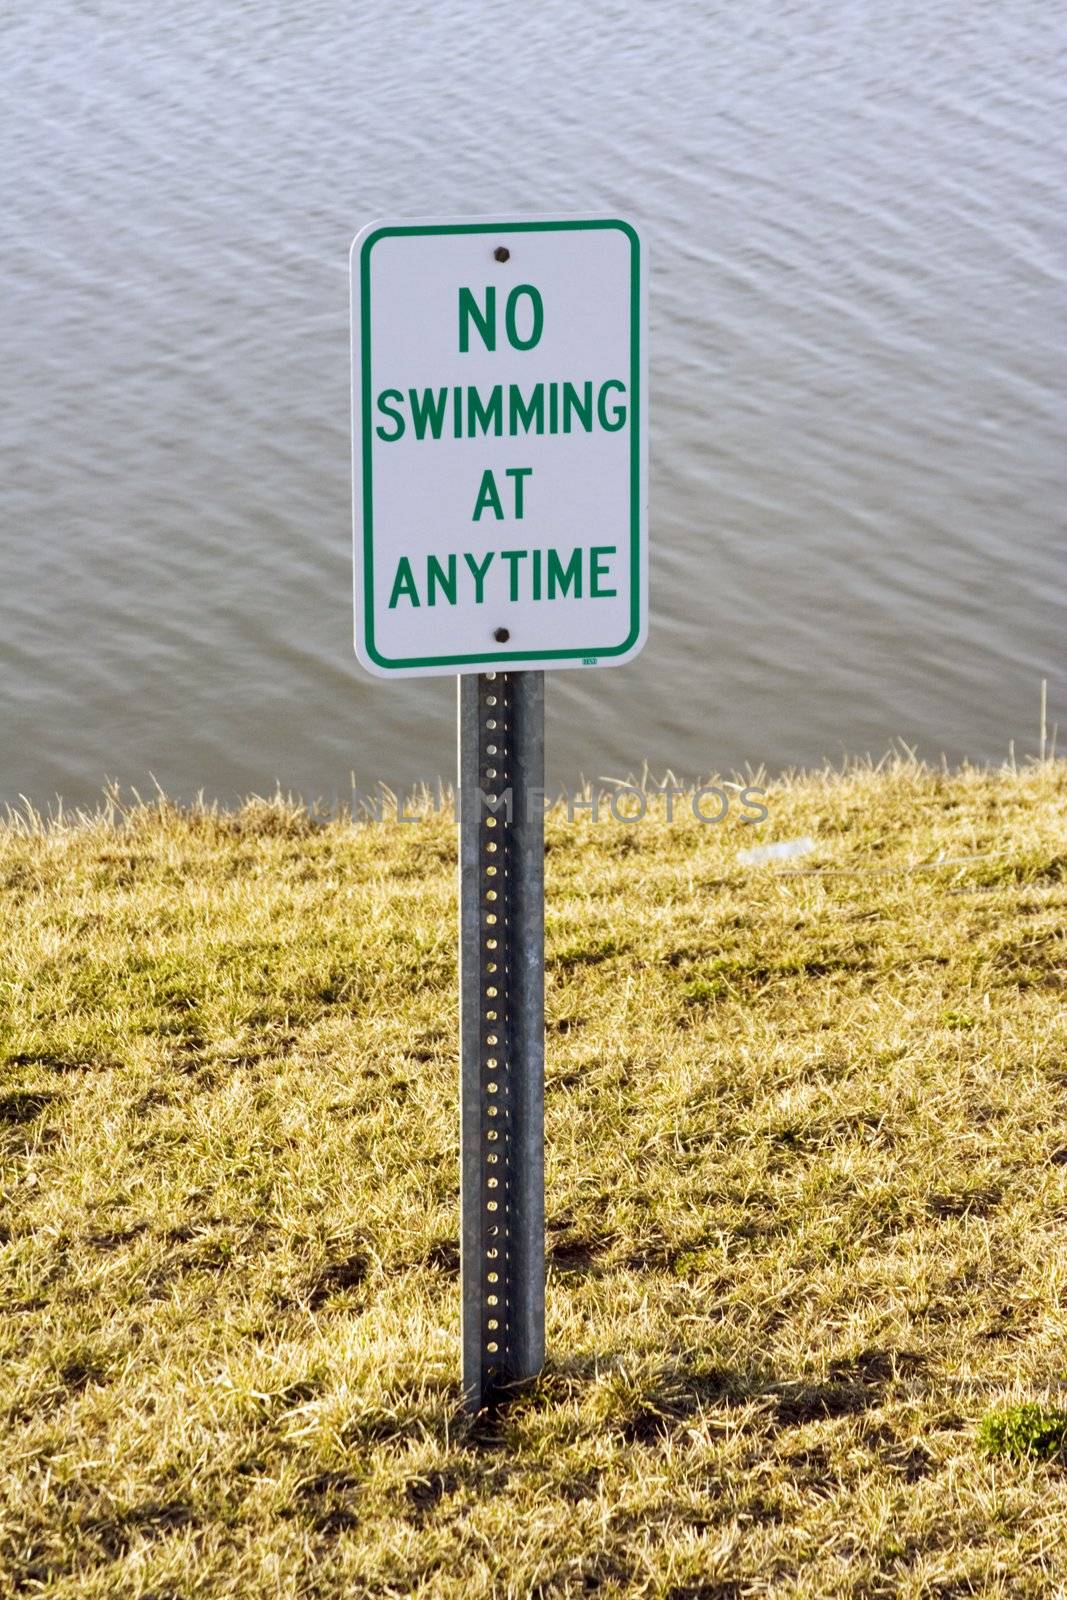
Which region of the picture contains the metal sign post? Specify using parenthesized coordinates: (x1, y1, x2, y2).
(350, 214, 646, 1410)
(458, 671, 544, 1409)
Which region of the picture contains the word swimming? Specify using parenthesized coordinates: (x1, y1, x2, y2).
(375, 379, 628, 442)
(388, 544, 618, 609)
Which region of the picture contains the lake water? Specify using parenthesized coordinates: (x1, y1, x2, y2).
(2, 0, 1064, 810)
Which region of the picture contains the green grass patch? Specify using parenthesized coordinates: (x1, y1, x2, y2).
(978, 1403, 1067, 1463)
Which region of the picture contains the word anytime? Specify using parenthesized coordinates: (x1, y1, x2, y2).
(388, 544, 616, 609)
(352, 784, 770, 826)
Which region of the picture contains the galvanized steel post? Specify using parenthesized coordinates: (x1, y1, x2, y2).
(458, 671, 545, 1410)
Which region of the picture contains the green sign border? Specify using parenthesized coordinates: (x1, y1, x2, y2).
(358, 219, 642, 670)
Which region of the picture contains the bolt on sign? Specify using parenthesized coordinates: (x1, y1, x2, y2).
(350, 217, 647, 677)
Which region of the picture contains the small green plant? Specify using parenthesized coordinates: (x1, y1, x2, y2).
(940, 1009, 976, 1030)
(680, 976, 726, 1005)
(977, 1402, 1067, 1462)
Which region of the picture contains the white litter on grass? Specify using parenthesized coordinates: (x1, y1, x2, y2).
(737, 836, 817, 867)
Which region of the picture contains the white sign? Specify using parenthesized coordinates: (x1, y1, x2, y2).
(350, 217, 647, 678)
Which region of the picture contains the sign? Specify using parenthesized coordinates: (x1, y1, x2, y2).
(350, 217, 647, 678)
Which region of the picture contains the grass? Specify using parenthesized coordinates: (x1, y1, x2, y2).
(977, 1404, 1067, 1465)
(0, 758, 1065, 1599)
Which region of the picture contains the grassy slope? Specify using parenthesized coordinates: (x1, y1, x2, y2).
(0, 763, 1065, 1600)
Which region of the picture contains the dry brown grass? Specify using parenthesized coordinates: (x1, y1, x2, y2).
(1, 759, 1065, 1598)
